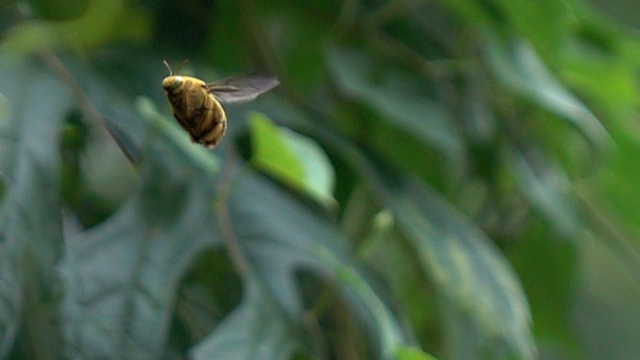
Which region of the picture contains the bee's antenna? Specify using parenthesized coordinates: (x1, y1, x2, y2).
(176, 59, 189, 73)
(163, 60, 173, 76)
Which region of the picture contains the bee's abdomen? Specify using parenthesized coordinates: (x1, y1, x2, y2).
(193, 96, 227, 148)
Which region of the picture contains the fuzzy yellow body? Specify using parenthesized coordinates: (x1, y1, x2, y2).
(162, 75, 227, 148)
(161, 60, 279, 148)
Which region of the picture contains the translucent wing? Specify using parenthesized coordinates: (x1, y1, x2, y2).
(206, 74, 279, 104)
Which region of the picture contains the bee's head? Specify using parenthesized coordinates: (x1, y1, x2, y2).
(162, 59, 188, 92)
(162, 76, 183, 91)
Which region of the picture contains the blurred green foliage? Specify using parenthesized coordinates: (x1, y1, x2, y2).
(1, 0, 640, 359)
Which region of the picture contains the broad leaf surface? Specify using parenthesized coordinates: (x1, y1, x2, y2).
(0, 57, 70, 358)
(60, 158, 219, 358)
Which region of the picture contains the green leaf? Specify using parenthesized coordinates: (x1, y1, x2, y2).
(249, 112, 305, 186)
(360, 211, 438, 349)
(60, 160, 219, 359)
(485, 35, 611, 150)
(505, 146, 581, 237)
(249, 112, 336, 207)
(396, 346, 438, 360)
(371, 170, 535, 359)
(325, 44, 463, 158)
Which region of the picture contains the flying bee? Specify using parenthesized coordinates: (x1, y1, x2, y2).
(162, 60, 279, 148)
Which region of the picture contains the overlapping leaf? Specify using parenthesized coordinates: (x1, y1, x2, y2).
(326, 44, 463, 158)
(373, 171, 536, 359)
(317, 132, 536, 358)
(192, 170, 409, 359)
(505, 146, 581, 237)
(485, 35, 610, 150)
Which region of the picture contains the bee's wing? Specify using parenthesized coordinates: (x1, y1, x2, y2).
(206, 74, 279, 104)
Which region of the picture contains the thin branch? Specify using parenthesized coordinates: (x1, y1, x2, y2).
(38, 50, 137, 165)
(366, 28, 464, 80)
(213, 146, 249, 274)
(575, 189, 640, 280)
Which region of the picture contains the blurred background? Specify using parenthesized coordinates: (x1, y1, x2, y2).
(1, 0, 640, 359)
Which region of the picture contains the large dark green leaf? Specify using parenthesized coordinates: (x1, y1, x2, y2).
(0, 57, 70, 357)
(60, 158, 219, 359)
